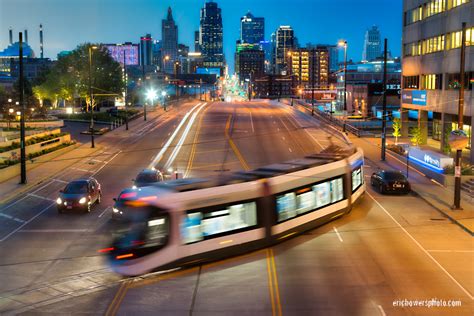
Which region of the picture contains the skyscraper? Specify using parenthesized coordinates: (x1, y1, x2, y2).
(200, 1, 225, 73)
(240, 12, 264, 44)
(140, 34, 153, 66)
(162, 7, 178, 74)
(194, 30, 201, 52)
(362, 25, 382, 62)
(275, 26, 295, 74)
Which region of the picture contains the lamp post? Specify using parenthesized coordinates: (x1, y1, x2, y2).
(338, 40, 348, 114)
(88, 45, 97, 148)
(146, 89, 157, 110)
(453, 22, 467, 210)
(8, 108, 14, 130)
(162, 91, 167, 111)
(19, 32, 26, 184)
(123, 51, 129, 131)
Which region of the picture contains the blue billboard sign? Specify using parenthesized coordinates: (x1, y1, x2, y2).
(402, 90, 427, 106)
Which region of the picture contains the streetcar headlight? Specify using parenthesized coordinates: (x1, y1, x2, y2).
(79, 197, 87, 204)
(56, 197, 62, 205)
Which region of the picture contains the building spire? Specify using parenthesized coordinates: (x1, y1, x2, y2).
(167, 6, 173, 20)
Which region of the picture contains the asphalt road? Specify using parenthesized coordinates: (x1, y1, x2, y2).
(0, 100, 472, 315)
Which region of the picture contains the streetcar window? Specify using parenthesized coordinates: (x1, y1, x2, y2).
(277, 176, 345, 223)
(330, 178, 344, 203)
(181, 201, 257, 244)
(352, 168, 363, 192)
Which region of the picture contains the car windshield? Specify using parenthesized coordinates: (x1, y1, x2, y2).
(64, 182, 88, 194)
(383, 172, 406, 181)
(136, 173, 157, 183)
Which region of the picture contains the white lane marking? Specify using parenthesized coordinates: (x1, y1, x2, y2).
(52, 179, 68, 184)
(90, 159, 104, 163)
(249, 111, 255, 133)
(71, 167, 94, 173)
(0, 202, 55, 242)
(27, 193, 55, 202)
(377, 305, 386, 316)
(288, 148, 293, 153)
(149, 103, 203, 168)
(0, 212, 26, 223)
(430, 179, 444, 187)
(366, 191, 473, 300)
(98, 206, 111, 218)
(19, 229, 89, 233)
(303, 128, 325, 150)
(91, 151, 122, 176)
(427, 250, 474, 253)
(333, 227, 343, 242)
(164, 103, 207, 170)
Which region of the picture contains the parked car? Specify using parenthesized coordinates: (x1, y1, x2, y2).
(133, 169, 164, 188)
(57, 178, 102, 213)
(371, 170, 411, 194)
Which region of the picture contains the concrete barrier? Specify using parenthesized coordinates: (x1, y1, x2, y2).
(0, 128, 62, 146)
(0, 120, 64, 129)
(0, 134, 71, 163)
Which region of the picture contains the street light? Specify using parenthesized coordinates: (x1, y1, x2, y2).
(8, 108, 14, 130)
(88, 45, 98, 148)
(146, 89, 157, 107)
(338, 40, 348, 115)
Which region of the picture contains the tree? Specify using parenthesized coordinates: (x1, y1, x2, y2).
(392, 117, 402, 144)
(410, 127, 423, 147)
(33, 43, 124, 110)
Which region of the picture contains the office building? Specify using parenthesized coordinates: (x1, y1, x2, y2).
(140, 34, 153, 66)
(235, 43, 265, 82)
(194, 30, 201, 52)
(259, 40, 273, 73)
(104, 43, 140, 66)
(402, 0, 473, 162)
(200, 1, 225, 74)
(289, 47, 330, 92)
(162, 7, 178, 74)
(241, 12, 265, 44)
(275, 26, 295, 74)
(363, 26, 382, 62)
(254, 74, 297, 98)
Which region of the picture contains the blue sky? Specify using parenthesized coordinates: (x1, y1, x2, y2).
(0, 0, 402, 72)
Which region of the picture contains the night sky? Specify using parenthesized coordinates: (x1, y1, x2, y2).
(0, 0, 402, 72)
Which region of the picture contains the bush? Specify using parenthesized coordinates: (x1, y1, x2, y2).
(443, 164, 473, 175)
(0, 141, 75, 168)
(387, 144, 406, 156)
(0, 132, 67, 153)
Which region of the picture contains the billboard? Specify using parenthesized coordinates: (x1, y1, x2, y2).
(105, 44, 139, 66)
(196, 67, 221, 77)
(402, 90, 427, 106)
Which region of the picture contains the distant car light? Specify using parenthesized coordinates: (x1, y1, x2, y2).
(56, 197, 62, 205)
(132, 185, 137, 189)
(113, 207, 120, 213)
(79, 197, 87, 204)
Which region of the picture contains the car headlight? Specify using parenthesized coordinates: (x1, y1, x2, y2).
(113, 207, 119, 213)
(132, 185, 137, 189)
(79, 197, 87, 204)
(56, 197, 62, 205)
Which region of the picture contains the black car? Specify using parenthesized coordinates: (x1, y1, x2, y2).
(371, 170, 411, 194)
(112, 188, 137, 220)
(57, 178, 102, 213)
(133, 169, 164, 188)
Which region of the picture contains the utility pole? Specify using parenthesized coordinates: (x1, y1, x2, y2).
(88, 45, 96, 148)
(343, 41, 348, 113)
(453, 22, 467, 210)
(124, 52, 128, 130)
(381, 38, 388, 161)
(143, 63, 147, 121)
(19, 32, 26, 184)
(311, 48, 315, 116)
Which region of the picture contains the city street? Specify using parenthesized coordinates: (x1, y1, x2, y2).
(0, 100, 471, 315)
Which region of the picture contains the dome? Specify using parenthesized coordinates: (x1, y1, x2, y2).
(0, 42, 35, 58)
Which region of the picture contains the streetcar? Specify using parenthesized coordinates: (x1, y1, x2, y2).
(105, 148, 365, 276)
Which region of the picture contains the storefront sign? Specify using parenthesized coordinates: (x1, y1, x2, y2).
(402, 90, 427, 106)
(408, 147, 453, 172)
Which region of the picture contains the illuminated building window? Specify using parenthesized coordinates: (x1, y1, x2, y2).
(403, 76, 420, 89)
(447, 27, 474, 49)
(450, 0, 470, 9)
(405, 6, 423, 25)
(421, 74, 443, 90)
(424, 0, 446, 18)
(422, 35, 445, 54)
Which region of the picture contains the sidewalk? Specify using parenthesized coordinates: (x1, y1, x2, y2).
(0, 106, 166, 206)
(350, 135, 474, 235)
